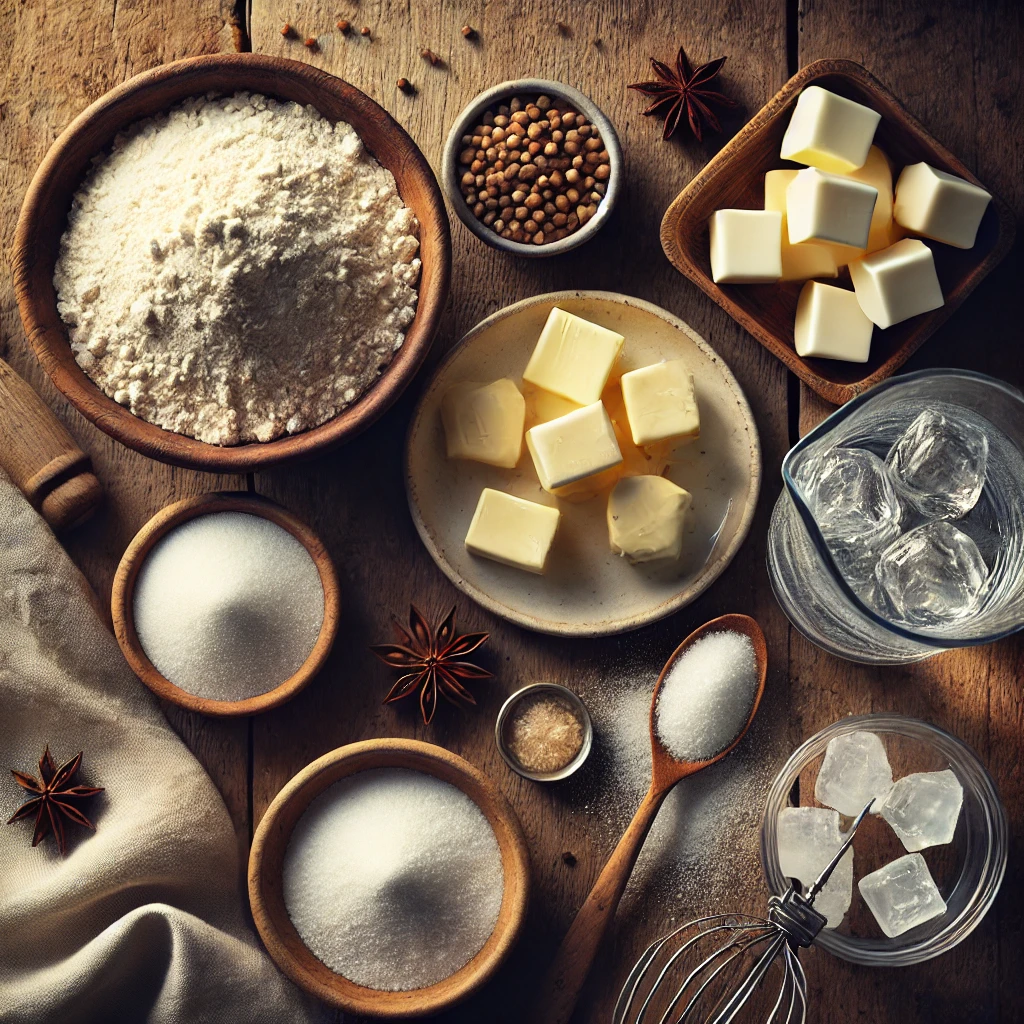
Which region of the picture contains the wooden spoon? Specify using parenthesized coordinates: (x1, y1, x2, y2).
(535, 613, 768, 1024)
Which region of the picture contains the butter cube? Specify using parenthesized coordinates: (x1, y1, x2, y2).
(441, 379, 525, 468)
(894, 162, 992, 249)
(786, 168, 878, 251)
(764, 170, 839, 281)
(780, 86, 881, 174)
(848, 239, 944, 328)
(523, 307, 624, 406)
(526, 401, 623, 493)
(794, 281, 874, 363)
(709, 209, 783, 284)
(465, 488, 560, 574)
(620, 359, 700, 447)
(845, 146, 895, 254)
(607, 476, 692, 564)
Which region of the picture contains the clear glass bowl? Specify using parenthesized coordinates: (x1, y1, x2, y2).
(760, 714, 1007, 966)
(767, 368, 1024, 663)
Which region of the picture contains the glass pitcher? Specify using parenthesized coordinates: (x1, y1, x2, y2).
(767, 368, 1024, 664)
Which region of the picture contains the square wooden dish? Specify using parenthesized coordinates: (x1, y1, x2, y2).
(660, 59, 1016, 406)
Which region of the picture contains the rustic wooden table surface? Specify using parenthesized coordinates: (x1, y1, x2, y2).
(1, 1, 1021, 1021)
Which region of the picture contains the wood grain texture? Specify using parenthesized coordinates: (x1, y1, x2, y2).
(0, 0, 251, 839)
(249, 2, 791, 1021)
(795, 1, 1024, 1022)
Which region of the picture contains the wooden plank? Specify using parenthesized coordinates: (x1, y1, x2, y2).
(796, 1, 1024, 1020)
(0, 0, 251, 841)
(249, 2, 790, 1020)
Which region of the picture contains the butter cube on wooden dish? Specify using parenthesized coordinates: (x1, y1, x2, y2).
(764, 170, 838, 281)
(894, 162, 992, 249)
(441, 379, 525, 468)
(526, 401, 623, 493)
(786, 168, 878, 252)
(465, 488, 560, 574)
(620, 359, 700, 447)
(523, 307, 624, 406)
(848, 238, 944, 328)
(607, 476, 692, 564)
(794, 281, 874, 363)
(709, 209, 783, 284)
(780, 86, 881, 174)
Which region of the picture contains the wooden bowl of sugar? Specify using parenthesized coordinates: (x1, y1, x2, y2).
(111, 491, 340, 717)
(248, 739, 531, 1018)
(14, 53, 451, 471)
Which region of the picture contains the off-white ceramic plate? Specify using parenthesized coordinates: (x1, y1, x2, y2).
(405, 291, 761, 636)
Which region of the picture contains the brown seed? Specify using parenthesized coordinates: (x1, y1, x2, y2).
(584, 136, 602, 152)
(420, 48, 443, 66)
(553, 212, 568, 227)
(562, 112, 577, 127)
(461, 24, 477, 38)
(473, 202, 485, 217)
(303, 36, 317, 47)
(280, 22, 293, 37)
(594, 163, 610, 181)
(461, 171, 475, 187)
(536, 94, 552, 109)
(525, 193, 542, 210)
(525, 104, 542, 120)
(532, 232, 545, 245)
(336, 19, 350, 32)
(360, 25, 371, 37)
(484, 211, 496, 225)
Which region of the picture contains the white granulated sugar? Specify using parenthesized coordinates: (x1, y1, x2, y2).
(132, 511, 324, 701)
(655, 631, 758, 762)
(283, 768, 504, 991)
(55, 91, 420, 445)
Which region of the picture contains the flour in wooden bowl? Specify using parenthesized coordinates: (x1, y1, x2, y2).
(54, 92, 420, 445)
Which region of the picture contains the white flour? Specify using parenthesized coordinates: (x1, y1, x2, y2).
(55, 92, 420, 445)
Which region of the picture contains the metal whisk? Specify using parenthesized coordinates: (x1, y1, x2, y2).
(613, 801, 874, 1024)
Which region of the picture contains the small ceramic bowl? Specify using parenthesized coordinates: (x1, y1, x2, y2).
(495, 683, 593, 782)
(248, 738, 531, 1018)
(111, 491, 340, 717)
(441, 78, 623, 257)
(760, 713, 1007, 966)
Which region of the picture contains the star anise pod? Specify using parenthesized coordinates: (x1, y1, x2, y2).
(7, 747, 104, 855)
(371, 604, 491, 724)
(628, 46, 738, 142)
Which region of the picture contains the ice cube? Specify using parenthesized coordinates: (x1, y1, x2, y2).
(797, 447, 902, 583)
(858, 852, 947, 938)
(875, 521, 988, 628)
(886, 409, 989, 519)
(879, 769, 963, 852)
(776, 806, 853, 929)
(815, 731, 893, 816)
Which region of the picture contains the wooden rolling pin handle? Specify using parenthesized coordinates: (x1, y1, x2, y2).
(0, 357, 102, 531)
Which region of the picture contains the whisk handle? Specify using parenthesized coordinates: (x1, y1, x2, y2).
(534, 784, 668, 1024)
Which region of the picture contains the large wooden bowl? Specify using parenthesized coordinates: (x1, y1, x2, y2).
(111, 491, 340, 716)
(661, 59, 1015, 406)
(13, 53, 451, 471)
(248, 739, 531, 1018)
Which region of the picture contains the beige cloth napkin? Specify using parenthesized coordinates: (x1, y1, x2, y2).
(0, 474, 328, 1024)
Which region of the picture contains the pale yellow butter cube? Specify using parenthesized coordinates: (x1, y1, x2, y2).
(620, 359, 700, 447)
(848, 239, 944, 329)
(709, 209, 783, 284)
(794, 281, 874, 363)
(465, 488, 560, 574)
(780, 86, 881, 174)
(522, 307, 624, 406)
(607, 476, 692, 564)
(894, 162, 992, 249)
(786, 168, 878, 251)
(525, 401, 622, 493)
(441, 379, 525, 468)
(844, 146, 895, 254)
(764, 170, 839, 281)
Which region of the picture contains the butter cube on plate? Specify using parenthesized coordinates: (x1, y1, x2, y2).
(794, 281, 874, 363)
(441, 379, 525, 468)
(620, 359, 700, 447)
(523, 307, 624, 406)
(608, 476, 693, 564)
(764, 170, 839, 281)
(786, 168, 878, 252)
(780, 86, 881, 174)
(526, 401, 623, 493)
(894, 162, 992, 249)
(848, 239, 944, 328)
(709, 209, 783, 284)
(465, 488, 560, 574)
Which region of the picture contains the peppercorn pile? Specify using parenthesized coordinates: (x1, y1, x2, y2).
(457, 94, 611, 246)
